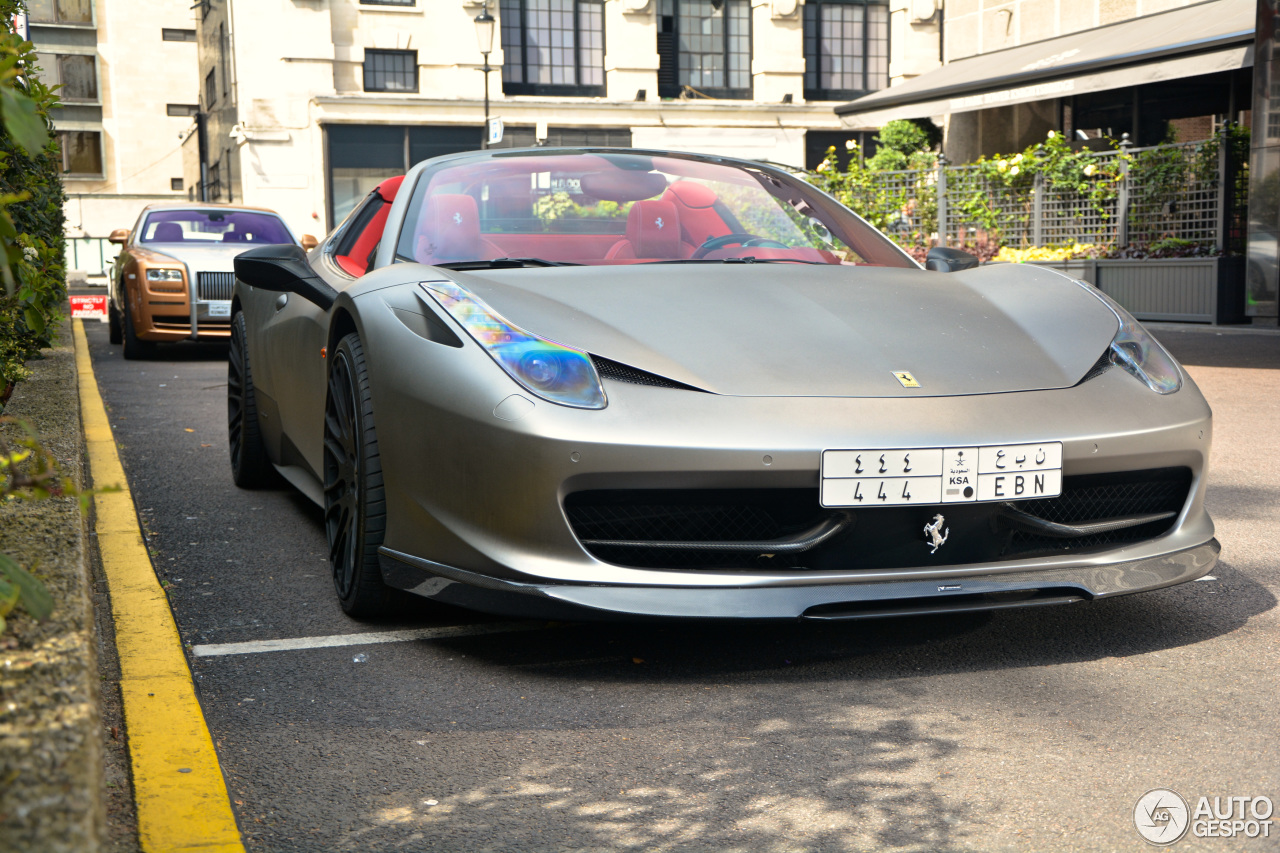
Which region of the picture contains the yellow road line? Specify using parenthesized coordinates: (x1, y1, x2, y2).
(73, 320, 244, 853)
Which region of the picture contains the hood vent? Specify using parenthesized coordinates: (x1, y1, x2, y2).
(1077, 350, 1113, 385)
(591, 355, 706, 392)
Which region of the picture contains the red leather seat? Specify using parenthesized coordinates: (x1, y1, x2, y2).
(413, 194, 502, 263)
(605, 199, 689, 260)
(662, 181, 730, 250)
(336, 176, 405, 276)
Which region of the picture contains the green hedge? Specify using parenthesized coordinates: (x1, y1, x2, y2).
(0, 2, 66, 404)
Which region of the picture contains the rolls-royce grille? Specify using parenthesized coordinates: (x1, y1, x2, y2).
(197, 271, 235, 301)
(564, 467, 1193, 571)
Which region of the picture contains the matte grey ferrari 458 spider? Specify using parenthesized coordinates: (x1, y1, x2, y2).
(229, 148, 1217, 621)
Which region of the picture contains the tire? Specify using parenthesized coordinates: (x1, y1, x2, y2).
(227, 311, 276, 488)
(324, 332, 391, 618)
(108, 298, 122, 345)
(120, 295, 155, 360)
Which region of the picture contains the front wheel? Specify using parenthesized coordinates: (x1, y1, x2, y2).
(323, 333, 391, 618)
(120, 295, 155, 360)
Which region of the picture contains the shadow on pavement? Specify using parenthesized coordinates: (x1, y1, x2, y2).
(421, 558, 1274, 685)
(1156, 328, 1280, 369)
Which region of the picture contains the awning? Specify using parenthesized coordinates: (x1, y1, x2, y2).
(837, 0, 1254, 127)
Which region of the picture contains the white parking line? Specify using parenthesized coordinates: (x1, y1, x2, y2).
(190, 622, 543, 658)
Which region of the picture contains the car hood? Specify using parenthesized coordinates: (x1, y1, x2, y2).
(443, 262, 1119, 397)
(134, 242, 255, 272)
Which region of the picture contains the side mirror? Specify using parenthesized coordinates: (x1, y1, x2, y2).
(108, 228, 129, 245)
(234, 243, 338, 310)
(300, 234, 319, 251)
(925, 247, 980, 273)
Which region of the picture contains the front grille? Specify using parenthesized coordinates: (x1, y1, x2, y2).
(197, 271, 235, 301)
(591, 356, 702, 391)
(565, 467, 1193, 571)
(1002, 467, 1191, 555)
(565, 489, 827, 568)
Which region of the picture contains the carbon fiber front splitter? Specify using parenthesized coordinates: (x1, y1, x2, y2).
(378, 539, 1220, 621)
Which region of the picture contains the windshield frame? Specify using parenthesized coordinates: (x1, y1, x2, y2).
(388, 148, 920, 271)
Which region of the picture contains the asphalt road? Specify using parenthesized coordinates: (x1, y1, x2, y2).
(83, 318, 1280, 852)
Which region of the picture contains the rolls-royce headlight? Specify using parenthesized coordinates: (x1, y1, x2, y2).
(420, 280, 607, 410)
(146, 268, 184, 282)
(1109, 312, 1181, 395)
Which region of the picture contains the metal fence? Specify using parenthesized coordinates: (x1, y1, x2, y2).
(64, 237, 114, 279)
(831, 138, 1247, 253)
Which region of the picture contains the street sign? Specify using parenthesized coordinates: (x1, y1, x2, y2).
(487, 116, 503, 146)
(69, 295, 108, 322)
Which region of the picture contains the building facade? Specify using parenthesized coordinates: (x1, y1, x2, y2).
(190, 0, 940, 235)
(839, 0, 1253, 164)
(29, 0, 200, 251)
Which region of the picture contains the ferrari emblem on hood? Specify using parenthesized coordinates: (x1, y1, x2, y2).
(893, 371, 920, 388)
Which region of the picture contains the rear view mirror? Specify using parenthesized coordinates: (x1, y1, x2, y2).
(925, 247, 980, 273)
(300, 234, 319, 250)
(234, 243, 338, 310)
(108, 228, 129, 245)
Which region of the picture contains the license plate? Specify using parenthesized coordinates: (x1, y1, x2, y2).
(821, 442, 1063, 507)
(207, 303, 231, 317)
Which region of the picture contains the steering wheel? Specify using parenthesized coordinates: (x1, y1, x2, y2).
(691, 233, 789, 259)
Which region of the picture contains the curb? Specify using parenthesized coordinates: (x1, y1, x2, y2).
(73, 320, 244, 853)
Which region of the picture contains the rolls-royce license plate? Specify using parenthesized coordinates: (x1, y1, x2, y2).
(821, 442, 1063, 507)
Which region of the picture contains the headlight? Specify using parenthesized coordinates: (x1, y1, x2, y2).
(1109, 312, 1181, 394)
(421, 281, 607, 410)
(146, 268, 184, 282)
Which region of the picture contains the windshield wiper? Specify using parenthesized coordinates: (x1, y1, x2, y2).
(434, 257, 581, 270)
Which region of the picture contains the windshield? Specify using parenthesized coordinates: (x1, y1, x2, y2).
(140, 210, 294, 245)
(395, 150, 915, 268)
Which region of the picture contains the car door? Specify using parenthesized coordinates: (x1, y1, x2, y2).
(257, 187, 395, 481)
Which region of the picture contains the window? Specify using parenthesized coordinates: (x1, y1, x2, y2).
(208, 160, 222, 201)
(499, 0, 604, 97)
(166, 104, 199, 117)
(489, 125, 631, 148)
(27, 0, 93, 25)
(36, 53, 98, 102)
(58, 130, 103, 176)
(170, 177, 184, 191)
(362, 49, 418, 93)
(657, 0, 751, 100)
(204, 68, 216, 108)
(803, 0, 888, 101)
(162, 28, 197, 42)
(360, 0, 415, 5)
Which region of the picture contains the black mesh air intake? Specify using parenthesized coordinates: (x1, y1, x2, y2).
(591, 356, 704, 391)
(1078, 350, 1113, 384)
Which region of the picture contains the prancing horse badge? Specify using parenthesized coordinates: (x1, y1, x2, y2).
(893, 371, 921, 388)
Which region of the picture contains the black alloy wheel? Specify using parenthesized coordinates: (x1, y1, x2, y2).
(120, 294, 155, 360)
(227, 311, 275, 488)
(323, 333, 390, 617)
